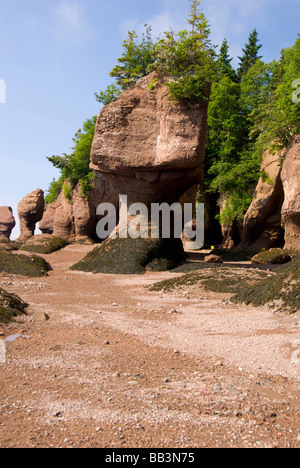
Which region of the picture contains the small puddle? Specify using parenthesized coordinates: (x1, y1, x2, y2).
(5, 334, 30, 343)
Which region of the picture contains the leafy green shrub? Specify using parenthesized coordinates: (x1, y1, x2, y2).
(45, 176, 65, 205)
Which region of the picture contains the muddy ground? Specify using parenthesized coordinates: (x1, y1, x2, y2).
(0, 245, 299, 448)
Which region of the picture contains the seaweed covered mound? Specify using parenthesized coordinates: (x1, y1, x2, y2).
(0, 251, 51, 277)
(0, 240, 22, 252)
(70, 237, 186, 275)
(232, 256, 300, 313)
(150, 265, 267, 292)
(0, 288, 28, 323)
(251, 249, 292, 265)
(19, 234, 68, 254)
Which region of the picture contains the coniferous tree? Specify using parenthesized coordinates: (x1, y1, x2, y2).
(151, 0, 216, 105)
(237, 29, 262, 80)
(109, 25, 156, 91)
(216, 39, 237, 81)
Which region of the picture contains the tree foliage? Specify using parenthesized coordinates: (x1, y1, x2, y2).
(205, 35, 300, 225)
(151, 0, 216, 105)
(109, 25, 156, 91)
(95, 1, 216, 106)
(237, 29, 262, 80)
(94, 83, 121, 106)
(215, 39, 237, 81)
(45, 117, 97, 204)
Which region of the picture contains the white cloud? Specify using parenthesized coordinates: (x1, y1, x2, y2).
(120, 0, 188, 39)
(52, 0, 90, 45)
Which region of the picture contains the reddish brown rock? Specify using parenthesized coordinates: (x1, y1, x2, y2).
(281, 134, 300, 250)
(218, 195, 242, 250)
(39, 193, 63, 235)
(0, 206, 16, 240)
(237, 149, 284, 251)
(72, 73, 209, 274)
(40, 173, 119, 242)
(52, 186, 75, 241)
(17, 189, 45, 241)
(90, 73, 209, 208)
(204, 254, 223, 264)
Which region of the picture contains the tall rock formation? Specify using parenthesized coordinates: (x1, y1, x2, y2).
(281, 134, 300, 250)
(0, 206, 16, 240)
(39, 173, 119, 242)
(90, 74, 208, 208)
(236, 134, 300, 252)
(17, 189, 45, 242)
(72, 73, 209, 273)
(237, 149, 285, 251)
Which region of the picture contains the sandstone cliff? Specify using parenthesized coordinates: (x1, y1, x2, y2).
(238, 149, 284, 251)
(281, 134, 300, 250)
(236, 134, 300, 252)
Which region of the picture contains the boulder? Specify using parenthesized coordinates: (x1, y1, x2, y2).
(204, 254, 223, 264)
(17, 189, 45, 241)
(251, 248, 292, 265)
(0, 206, 16, 240)
(281, 134, 300, 250)
(237, 149, 284, 251)
(32, 311, 49, 322)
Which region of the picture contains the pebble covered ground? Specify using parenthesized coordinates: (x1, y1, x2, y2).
(0, 245, 299, 448)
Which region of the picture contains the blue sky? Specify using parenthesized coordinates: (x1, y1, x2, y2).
(0, 0, 299, 237)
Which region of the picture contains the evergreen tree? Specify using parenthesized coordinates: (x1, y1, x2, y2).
(216, 39, 237, 81)
(249, 37, 300, 150)
(237, 29, 262, 80)
(94, 83, 121, 106)
(109, 25, 156, 91)
(151, 0, 216, 105)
